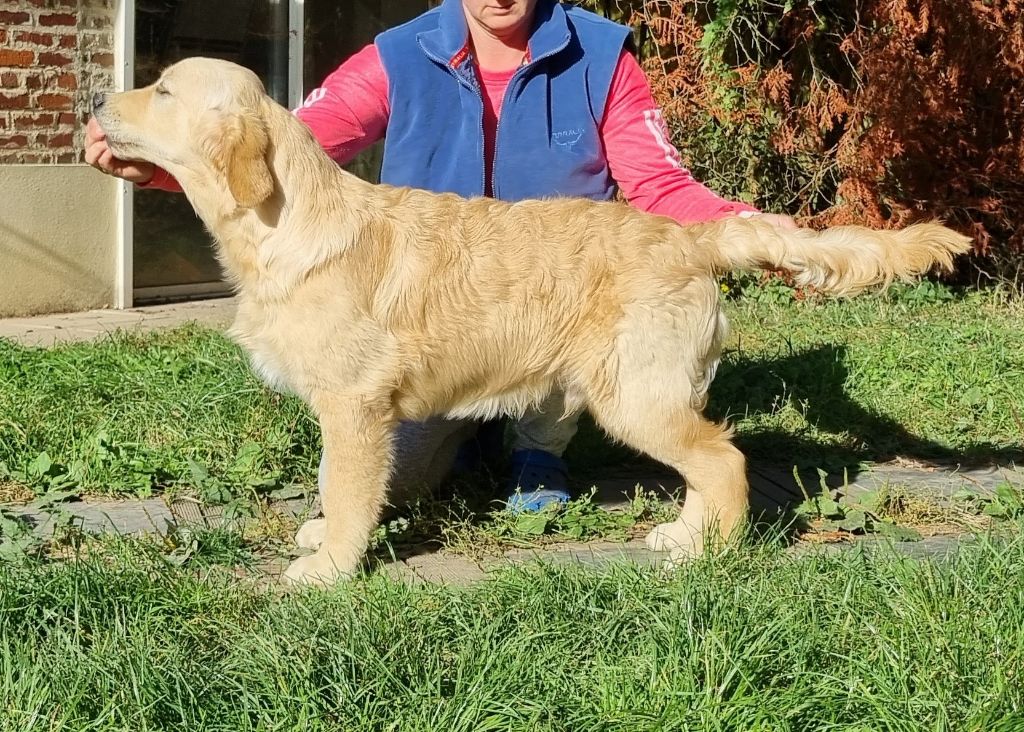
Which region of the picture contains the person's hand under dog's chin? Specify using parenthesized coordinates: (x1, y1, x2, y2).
(84, 116, 156, 185)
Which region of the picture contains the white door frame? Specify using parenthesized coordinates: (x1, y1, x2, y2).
(288, 0, 305, 111)
(113, 0, 134, 309)
(113, 0, 306, 308)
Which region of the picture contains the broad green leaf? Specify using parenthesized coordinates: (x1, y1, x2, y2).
(817, 496, 844, 519)
(29, 452, 53, 478)
(874, 521, 922, 542)
(515, 513, 550, 536)
(838, 510, 868, 533)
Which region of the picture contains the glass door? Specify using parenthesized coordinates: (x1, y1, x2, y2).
(131, 0, 431, 300)
(132, 0, 291, 298)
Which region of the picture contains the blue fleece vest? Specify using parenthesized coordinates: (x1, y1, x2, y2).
(375, 0, 631, 202)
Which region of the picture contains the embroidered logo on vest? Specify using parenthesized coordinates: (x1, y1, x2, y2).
(552, 128, 584, 150)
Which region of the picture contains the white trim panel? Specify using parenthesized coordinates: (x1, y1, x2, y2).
(288, 0, 305, 109)
(113, 0, 135, 309)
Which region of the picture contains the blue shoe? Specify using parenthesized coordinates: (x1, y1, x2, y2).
(504, 449, 571, 513)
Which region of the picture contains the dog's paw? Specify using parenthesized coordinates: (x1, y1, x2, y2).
(663, 543, 704, 570)
(645, 521, 703, 554)
(282, 549, 357, 587)
(644, 522, 675, 551)
(294, 518, 326, 550)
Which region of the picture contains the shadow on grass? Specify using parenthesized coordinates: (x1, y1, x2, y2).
(713, 343, 1020, 465)
(557, 342, 1021, 516)
(354, 341, 1023, 564)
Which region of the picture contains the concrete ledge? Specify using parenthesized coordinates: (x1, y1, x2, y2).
(0, 297, 237, 346)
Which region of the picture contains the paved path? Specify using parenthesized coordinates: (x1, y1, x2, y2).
(0, 298, 237, 346)
(375, 534, 974, 585)
(7, 463, 1016, 538)
(4, 462, 1019, 584)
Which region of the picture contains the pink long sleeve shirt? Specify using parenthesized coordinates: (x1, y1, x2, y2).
(146, 44, 757, 224)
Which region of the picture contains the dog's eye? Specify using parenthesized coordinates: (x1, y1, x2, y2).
(155, 85, 171, 97)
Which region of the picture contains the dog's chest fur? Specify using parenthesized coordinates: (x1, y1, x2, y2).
(227, 290, 398, 406)
(228, 298, 314, 397)
(230, 315, 296, 395)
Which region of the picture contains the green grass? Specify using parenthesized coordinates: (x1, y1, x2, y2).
(1, 283, 1021, 501)
(710, 282, 1023, 468)
(2, 285, 1022, 729)
(2, 534, 1023, 731)
(0, 325, 320, 500)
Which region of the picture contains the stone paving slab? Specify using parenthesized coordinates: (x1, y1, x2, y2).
(850, 465, 1018, 495)
(7, 497, 174, 537)
(4, 463, 1018, 542)
(379, 540, 664, 585)
(583, 462, 1020, 518)
(2, 494, 311, 538)
(4, 462, 1018, 587)
(793, 533, 969, 561)
(0, 298, 237, 346)
(377, 534, 975, 585)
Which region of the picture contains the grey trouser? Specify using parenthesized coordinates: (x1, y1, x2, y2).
(318, 391, 581, 504)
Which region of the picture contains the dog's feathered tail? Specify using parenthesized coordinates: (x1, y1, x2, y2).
(689, 218, 972, 296)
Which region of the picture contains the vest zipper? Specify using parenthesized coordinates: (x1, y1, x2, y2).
(418, 40, 488, 196)
(490, 73, 515, 199)
(473, 61, 486, 196)
(491, 37, 570, 199)
(419, 33, 572, 200)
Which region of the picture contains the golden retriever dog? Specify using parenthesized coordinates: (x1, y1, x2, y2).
(92, 58, 971, 585)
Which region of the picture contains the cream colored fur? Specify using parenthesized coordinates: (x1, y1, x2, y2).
(94, 58, 972, 585)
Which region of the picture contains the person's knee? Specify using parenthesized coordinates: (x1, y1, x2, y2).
(512, 410, 581, 456)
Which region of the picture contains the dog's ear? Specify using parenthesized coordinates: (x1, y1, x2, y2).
(206, 107, 274, 208)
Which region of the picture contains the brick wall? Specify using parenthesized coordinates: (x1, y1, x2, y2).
(0, 0, 115, 164)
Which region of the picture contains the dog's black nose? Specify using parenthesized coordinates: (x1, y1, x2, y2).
(92, 92, 106, 111)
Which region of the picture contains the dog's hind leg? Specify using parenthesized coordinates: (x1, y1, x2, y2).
(582, 286, 748, 562)
(641, 419, 748, 562)
(283, 401, 394, 586)
(591, 393, 749, 562)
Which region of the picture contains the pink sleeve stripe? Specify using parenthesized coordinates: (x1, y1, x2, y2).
(600, 50, 759, 225)
(293, 43, 389, 165)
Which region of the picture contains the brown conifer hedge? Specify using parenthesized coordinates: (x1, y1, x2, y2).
(585, 0, 1024, 284)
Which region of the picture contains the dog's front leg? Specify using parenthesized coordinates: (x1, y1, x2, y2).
(283, 402, 394, 586)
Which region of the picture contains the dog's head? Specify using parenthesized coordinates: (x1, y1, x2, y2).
(93, 57, 274, 208)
